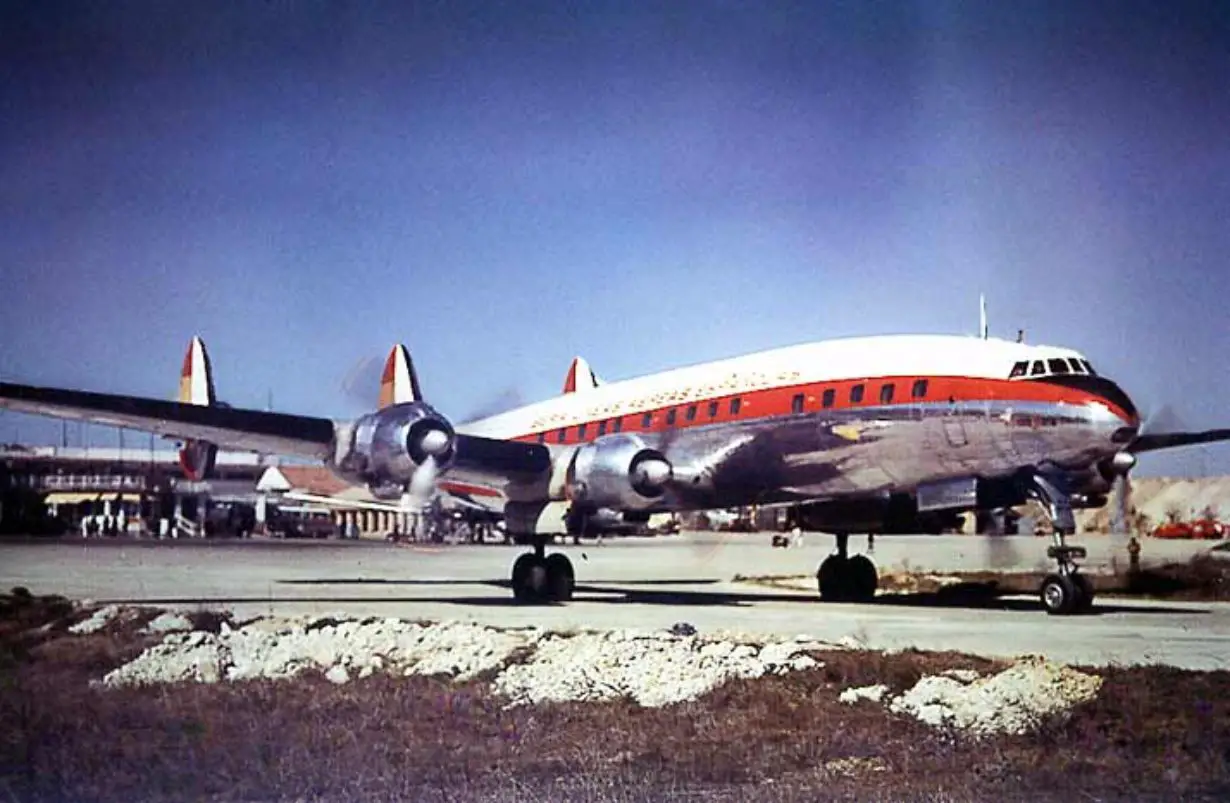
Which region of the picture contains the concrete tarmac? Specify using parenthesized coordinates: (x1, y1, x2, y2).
(2, 533, 1228, 671)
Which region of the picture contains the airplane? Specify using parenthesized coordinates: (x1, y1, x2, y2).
(4, 313, 1229, 615)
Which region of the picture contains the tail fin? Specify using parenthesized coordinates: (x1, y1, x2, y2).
(176, 336, 218, 480)
(178, 336, 216, 405)
(563, 356, 601, 394)
(379, 344, 423, 408)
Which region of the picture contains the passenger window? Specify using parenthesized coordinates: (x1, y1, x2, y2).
(613, 418, 623, 433)
(1009, 361, 1028, 379)
(1081, 360, 1097, 376)
(911, 379, 928, 399)
(537, 432, 546, 444)
(730, 398, 742, 415)
(1030, 360, 1046, 376)
(792, 393, 804, 414)
(577, 423, 587, 440)
(557, 428, 567, 444)
(708, 400, 719, 418)
(666, 409, 677, 427)
(821, 388, 835, 408)
(1067, 358, 1085, 374)
(597, 421, 607, 436)
(686, 405, 697, 422)
(850, 384, 864, 404)
(641, 412, 653, 428)
(1047, 358, 1070, 374)
(879, 384, 895, 404)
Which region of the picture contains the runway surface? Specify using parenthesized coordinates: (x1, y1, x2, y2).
(2, 533, 1227, 670)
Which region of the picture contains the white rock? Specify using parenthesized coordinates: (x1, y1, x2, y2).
(69, 605, 125, 635)
(325, 665, 350, 685)
(839, 684, 889, 704)
(942, 669, 982, 683)
(141, 612, 194, 634)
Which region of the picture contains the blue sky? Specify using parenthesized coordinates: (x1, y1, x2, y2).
(2, 1, 1228, 476)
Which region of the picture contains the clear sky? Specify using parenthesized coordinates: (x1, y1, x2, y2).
(2, 1, 1228, 477)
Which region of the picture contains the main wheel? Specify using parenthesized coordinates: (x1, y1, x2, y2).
(1040, 573, 1080, 615)
(545, 553, 575, 602)
(847, 555, 878, 602)
(511, 553, 549, 603)
(817, 555, 851, 601)
(1073, 573, 1095, 613)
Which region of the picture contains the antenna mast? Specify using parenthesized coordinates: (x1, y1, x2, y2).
(979, 293, 988, 339)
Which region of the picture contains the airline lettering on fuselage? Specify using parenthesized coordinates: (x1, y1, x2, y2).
(528, 369, 803, 430)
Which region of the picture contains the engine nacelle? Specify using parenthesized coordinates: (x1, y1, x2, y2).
(565, 433, 672, 511)
(333, 402, 456, 490)
(178, 440, 218, 481)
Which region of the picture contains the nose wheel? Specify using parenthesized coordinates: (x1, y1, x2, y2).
(1028, 473, 1095, 615)
(816, 533, 878, 603)
(510, 538, 575, 603)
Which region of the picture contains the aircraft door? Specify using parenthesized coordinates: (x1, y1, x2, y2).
(942, 401, 968, 448)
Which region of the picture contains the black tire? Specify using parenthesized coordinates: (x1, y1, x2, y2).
(817, 556, 850, 601)
(545, 553, 575, 602)
(1073, 573, 1095, 613)
(847, 555, 878, 602)
(1040, 573, 1079, 615)
(511, 553, 547, 604)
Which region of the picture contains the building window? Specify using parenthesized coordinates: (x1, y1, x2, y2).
(1047, 358, 1070, 375)
(686, 405, 697, 422)
(850, 384, 864, 404)
(1009, 361, 1028, 379)
(879, 384, 895, 404)
(911, 379, 928, 399)
(1030, 360, 1045, 376)
(613, 418, 623, 433)
(708, 400, 719, 418)
(730, 397, 742, 415)
(597, 421, 607, 436)
(822, 388, 835, 408)
(642, 412, 653, 428)
(666, 409, 677, 427)
(557, 429, 567, 444)
(577, 423, 587, 440)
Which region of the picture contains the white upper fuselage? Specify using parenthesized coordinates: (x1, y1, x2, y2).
(458, 334, 1104, 440)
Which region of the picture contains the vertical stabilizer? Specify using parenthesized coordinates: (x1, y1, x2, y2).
(178, 336, 216, 406)
(563, 356, 601, 394)
(379, 344, 423, 408)
(176, 336, 219, 481)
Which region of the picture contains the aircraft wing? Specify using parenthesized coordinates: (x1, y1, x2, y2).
(0, 382, 336, 460)
(1131, 429, 1230, 454)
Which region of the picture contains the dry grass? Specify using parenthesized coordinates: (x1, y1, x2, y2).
(1, 594, 1229, 802)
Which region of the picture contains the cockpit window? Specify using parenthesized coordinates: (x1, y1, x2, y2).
(1067, 358, 1086, 374)
(1009, 361, 1028, 379)
(1081, 359, 1097, 376)
(1047, 358, 1070, 375)
(1030, 360, 1046, 376)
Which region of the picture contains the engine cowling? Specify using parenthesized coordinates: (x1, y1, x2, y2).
(333, 402, 456, 491)
(565, 434, 673, 511)
(178, 440, 218, 482)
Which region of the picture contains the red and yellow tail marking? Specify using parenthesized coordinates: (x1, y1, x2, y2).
(379, 344, 422, 409)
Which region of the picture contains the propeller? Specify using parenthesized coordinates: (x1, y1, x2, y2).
(1103, 403, 1183, 543)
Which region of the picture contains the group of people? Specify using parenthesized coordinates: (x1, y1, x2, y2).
(79, 513, 128, 537)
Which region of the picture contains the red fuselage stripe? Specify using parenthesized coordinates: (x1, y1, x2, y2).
(509, 375, 1132, 446)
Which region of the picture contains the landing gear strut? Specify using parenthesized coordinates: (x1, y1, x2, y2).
(509, 535, 575, 604)
(1027, 473, 1094, 615)
(816, 532, 878, 603)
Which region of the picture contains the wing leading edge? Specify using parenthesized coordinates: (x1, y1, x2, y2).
(0, 381, 336, 459)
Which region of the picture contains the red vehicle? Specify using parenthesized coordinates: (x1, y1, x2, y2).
(1152, 519, 1225, 540)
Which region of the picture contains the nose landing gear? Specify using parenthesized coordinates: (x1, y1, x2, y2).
(1027, 473, 1095, 615)
(816, 533, 878, 603)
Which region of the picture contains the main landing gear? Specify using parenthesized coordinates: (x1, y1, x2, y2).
(816, 533, 878, 603)
(509, 536, 575, 604)
(1027, 473, 1095, 615)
